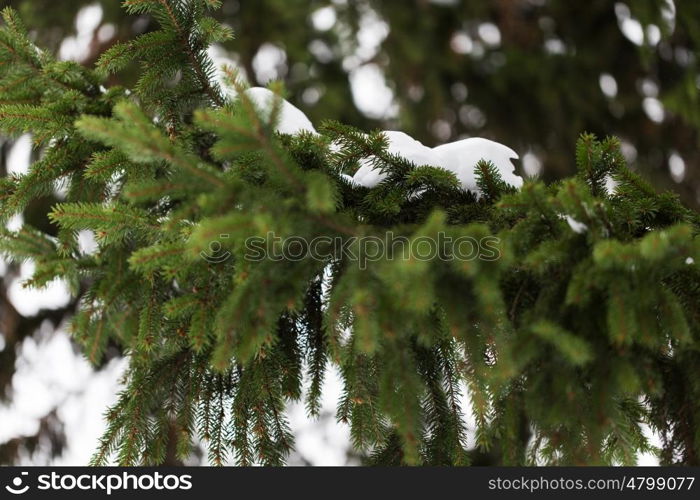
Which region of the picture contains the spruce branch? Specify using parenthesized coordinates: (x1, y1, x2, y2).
(1, 1, 699, 467)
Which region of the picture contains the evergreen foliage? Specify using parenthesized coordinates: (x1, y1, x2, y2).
(4, 0, 700, 205)
(1, 1, 699, 465)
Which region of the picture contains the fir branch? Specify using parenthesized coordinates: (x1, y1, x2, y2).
(153, 0, 224, 107)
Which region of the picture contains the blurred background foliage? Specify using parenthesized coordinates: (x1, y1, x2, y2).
(4, 0, 699, 205)
(0, 0, 699, 464)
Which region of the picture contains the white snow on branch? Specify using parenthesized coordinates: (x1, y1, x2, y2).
(565, 215, 588, 234)
(242, 87, 522, 196)
(352, 131, 435, 187)
(242, 87, 318, 135)
(433, 137, 521, 193)
(349, 132, 521, 196)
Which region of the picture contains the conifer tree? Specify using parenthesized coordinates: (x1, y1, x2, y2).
(0, 1, 699, 466)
